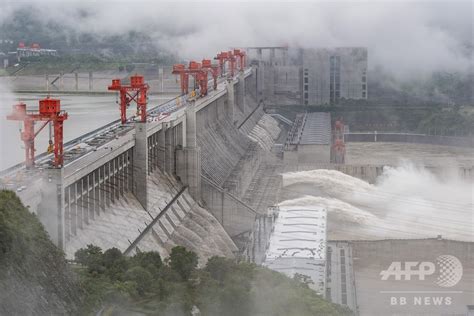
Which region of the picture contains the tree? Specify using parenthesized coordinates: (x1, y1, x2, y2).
(132, 251, 162, 270)
(75, 244, 104, 274)
(293, 273, 314, 288)
(168, 246, 198, 281)
(125, 266, 153, 296)
(205, 256, 234, 284)
(102, 248, 128, 280)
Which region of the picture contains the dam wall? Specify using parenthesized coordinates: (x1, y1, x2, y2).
(65, 165, 236, 263)
(201, 176, 259, 238)
(59, 77, 251, 259)
(197, 116, 251, 186)
(345, 132, 474, 148)
(3, 66, 286, 261)
(196, 87, 282, 237)
(225, 111, 282, 198)
(2, 69, 256, 261)
(198, 113, 281, 237)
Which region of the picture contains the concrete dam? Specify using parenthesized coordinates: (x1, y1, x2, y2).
(2, 50, 474, 315)
(0, 66, 285, 264)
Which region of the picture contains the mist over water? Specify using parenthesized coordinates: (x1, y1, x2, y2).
(280, 164, 474, 241)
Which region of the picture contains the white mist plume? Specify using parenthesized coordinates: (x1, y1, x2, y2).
(281, 164, 474, 241)
(1, 0, 472, 79)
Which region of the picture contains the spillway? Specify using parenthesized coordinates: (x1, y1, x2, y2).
(66, 167, 237, 264)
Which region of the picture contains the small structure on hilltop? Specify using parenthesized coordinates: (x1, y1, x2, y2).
(16, 42, 58, 61)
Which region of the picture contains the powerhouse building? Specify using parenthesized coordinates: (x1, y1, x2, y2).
(248, 46, 368, 106)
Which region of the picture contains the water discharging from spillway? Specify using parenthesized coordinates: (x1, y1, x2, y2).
(280, 163, 473, 241)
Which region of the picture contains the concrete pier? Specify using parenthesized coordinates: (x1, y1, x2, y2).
(225, 78, 235, 123)
(134, 122, 149, 209)
(36, 168, 65, 249)
(177, 105, 202, 200)
(235, 72, 246, 113)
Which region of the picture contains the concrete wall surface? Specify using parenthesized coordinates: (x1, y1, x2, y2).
(345, 132, 474, 148)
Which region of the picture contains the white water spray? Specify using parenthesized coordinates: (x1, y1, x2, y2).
(281, 163, 473, 241)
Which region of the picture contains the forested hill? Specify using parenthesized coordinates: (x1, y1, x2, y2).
(0, 6, 175, 62)
(0, 190, 82, 315)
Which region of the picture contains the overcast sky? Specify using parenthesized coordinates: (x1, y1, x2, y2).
(1, 0, 472, 79)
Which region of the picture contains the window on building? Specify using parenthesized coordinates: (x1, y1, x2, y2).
(304, 92, 308, 99)
(362, 76, 366, 82)
(304, 77, 308, 84)
(304, 100, 308, 105)
(362, 84, 366, 90)
(362, 92, 366, 98)
(304, 84, 308, 91)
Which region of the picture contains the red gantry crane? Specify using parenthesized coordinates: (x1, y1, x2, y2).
(173, 49, 246, 98)
(172, 64, 190, 95)
(108, 74, 149, 124)
(214, 51, 229, 77)
(172, 61, 209, 97)
(214, 51, 237, 77)
(7, 98, 68, 168)
(201, 59, 219, 90)
(189, 61, 208, 97)
(233, 49, 246, 72)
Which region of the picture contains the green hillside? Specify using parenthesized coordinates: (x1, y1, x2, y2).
(0, 190, 82, 315)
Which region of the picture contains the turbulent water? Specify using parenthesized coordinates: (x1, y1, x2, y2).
(280, 163, 473, 241)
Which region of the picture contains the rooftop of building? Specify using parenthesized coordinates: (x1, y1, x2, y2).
(264, 205, 327, 261)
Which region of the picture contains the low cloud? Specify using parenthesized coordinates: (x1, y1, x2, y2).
(1, 0, 472, 79)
